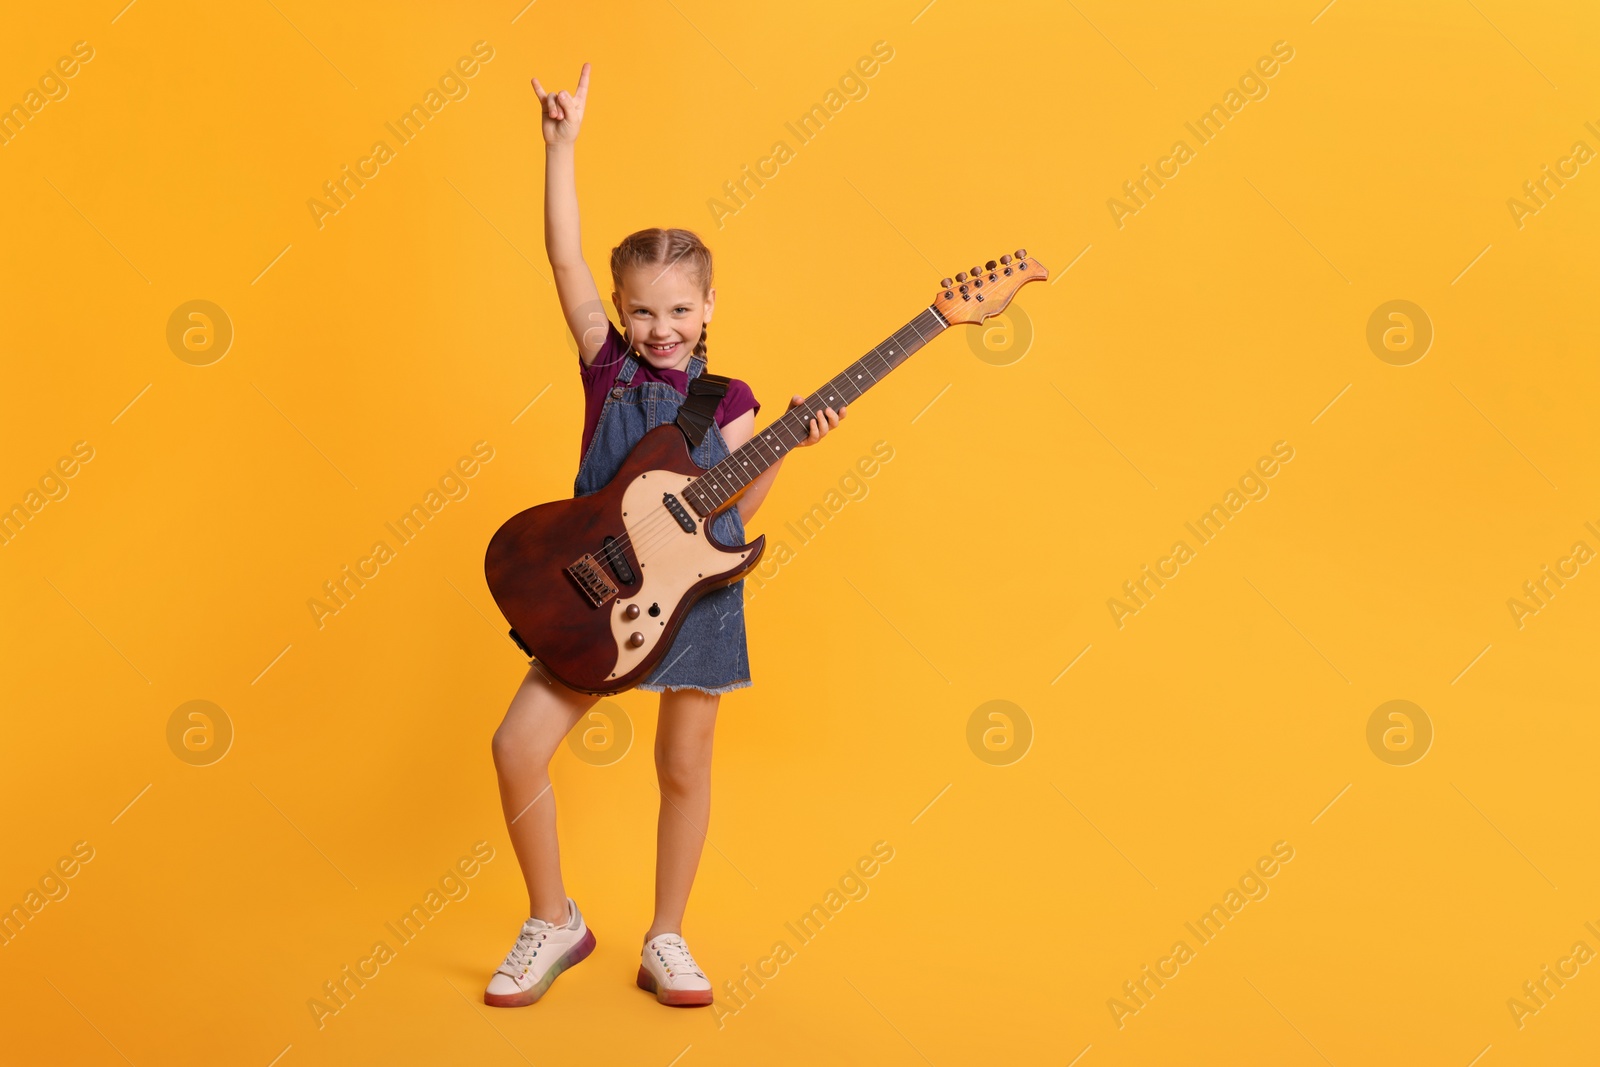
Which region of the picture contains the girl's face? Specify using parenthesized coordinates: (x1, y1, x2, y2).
(613, 262, 714, 372)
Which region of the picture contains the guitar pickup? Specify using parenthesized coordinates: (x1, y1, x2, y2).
(566, 553, 619, 607)
(601, 534, 635, 585)
(664, 492, 696, 532)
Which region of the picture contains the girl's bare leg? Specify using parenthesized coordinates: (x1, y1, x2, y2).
(644, 688, 720, 941)
(491, 665, 599, 923)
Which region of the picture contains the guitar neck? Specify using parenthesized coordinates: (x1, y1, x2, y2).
(684, 305, 949, 517)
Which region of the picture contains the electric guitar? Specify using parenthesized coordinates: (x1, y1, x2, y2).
(484, 249, 1048, 694)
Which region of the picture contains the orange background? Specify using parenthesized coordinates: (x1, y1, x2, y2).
(2, 1, 1598, 1063)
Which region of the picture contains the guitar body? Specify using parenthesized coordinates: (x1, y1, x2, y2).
(484, 422, 766, 695)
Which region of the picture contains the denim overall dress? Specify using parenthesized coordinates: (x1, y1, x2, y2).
(544, 349, 752, 695)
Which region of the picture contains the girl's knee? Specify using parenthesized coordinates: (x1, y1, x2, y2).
(490, 721, 521, 766)
(654, 690, 718, 793)
(654, 744, 711, 796)
(493, 719, 552, 769)
(494, 677, 595, 766)
(655, 759, 707, 798)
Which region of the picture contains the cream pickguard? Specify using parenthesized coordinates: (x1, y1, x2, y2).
(604, 468, 755, 681)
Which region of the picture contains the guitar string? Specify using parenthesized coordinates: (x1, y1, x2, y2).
(596, 306, 952, 574)
(589, 315, 940, 577)
(589, 318, 741, 569)
(587, 390, 832, 568)
(589, 275, 1006, 568)
(565, 277, 1029, 666)
(587, 404, 830, 578)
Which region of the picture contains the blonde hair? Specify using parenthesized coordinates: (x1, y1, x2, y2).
(609, 228, 714, 361)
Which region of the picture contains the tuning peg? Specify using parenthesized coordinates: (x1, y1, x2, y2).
(970, 266, 981, 277)
(940, 277, 953, 288)
(1000, 254, 1012, 265)
(1015, 248, 1026, 258)
(985, 260, 997, 270)
(955, 271, 967, 283)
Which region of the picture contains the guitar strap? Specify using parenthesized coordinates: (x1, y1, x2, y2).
(675, 371, 731, 449)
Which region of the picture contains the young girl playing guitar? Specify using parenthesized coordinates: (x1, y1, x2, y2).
(483, 62, 847, 1009)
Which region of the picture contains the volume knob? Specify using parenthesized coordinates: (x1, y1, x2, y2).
(624, 603, 641, 620)
(628, 632, 645, 648)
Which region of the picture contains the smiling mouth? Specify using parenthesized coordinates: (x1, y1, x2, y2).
(646, 341, 682, 355)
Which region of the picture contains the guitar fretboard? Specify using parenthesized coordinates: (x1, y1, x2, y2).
(683, 305, 948, 517)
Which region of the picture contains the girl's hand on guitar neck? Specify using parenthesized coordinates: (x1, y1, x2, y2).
(790, 395, 846, 446)
(531, 62, 590, 146)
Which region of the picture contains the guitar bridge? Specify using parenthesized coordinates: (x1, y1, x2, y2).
(566, 553, 619, 607)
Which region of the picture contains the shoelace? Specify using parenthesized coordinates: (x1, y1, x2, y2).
(502, 924, 551, 973)
(651, 936, 702, 977)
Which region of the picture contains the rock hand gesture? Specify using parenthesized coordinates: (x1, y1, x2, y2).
(531, 62, 590, 146)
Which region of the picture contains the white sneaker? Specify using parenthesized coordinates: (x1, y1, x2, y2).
(636, 932, 713, 1006)
(483, 898, 596, 1007)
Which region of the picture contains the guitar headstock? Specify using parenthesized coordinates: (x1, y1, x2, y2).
(933, 249, 1048, 325)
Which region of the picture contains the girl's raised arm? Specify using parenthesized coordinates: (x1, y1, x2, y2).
(532, 63, 608, 365)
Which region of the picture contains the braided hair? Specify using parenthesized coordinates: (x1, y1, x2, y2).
(609, 228, 714, 363)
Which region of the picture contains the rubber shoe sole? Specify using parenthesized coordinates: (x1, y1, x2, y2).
(636, 964, 713, 1007)
(484, 928, 596, 1007)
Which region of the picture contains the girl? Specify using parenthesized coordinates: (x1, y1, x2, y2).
(483, 63, 846, 1009)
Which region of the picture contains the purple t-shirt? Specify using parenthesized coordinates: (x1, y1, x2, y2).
(577, 321, 760, 461)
